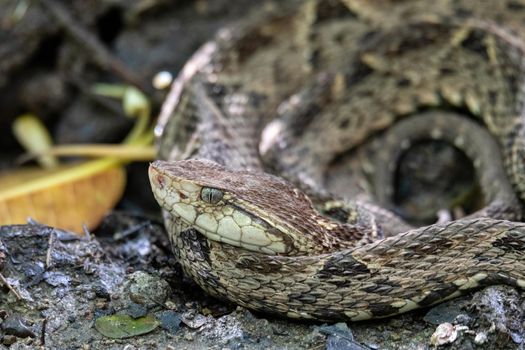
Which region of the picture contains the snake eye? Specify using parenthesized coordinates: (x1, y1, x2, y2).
(200, 187, 224, 204)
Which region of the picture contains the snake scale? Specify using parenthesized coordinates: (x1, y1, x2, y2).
(149, 0, 525, 321)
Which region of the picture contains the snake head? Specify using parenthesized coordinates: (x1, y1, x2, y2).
(149, 159, 312, 255)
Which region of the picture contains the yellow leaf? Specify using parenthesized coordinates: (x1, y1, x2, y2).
(12, 114, 58, 169)
(4, 86, 153, 235)
(0, 159, 126, 234)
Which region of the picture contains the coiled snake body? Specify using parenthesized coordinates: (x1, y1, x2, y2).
(150, 1, 525, 321)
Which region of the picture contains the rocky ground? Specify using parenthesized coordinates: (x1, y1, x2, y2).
(1, 218, 524, 349)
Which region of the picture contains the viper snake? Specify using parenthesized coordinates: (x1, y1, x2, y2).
(149, 1, 525, 321)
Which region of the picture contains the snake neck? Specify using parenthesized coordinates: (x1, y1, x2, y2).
(150, 2, 525, 322)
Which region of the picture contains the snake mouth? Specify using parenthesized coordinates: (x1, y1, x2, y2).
(149, 162, 290, 254)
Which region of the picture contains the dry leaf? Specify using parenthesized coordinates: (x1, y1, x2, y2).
(0, 160, 126, 234)
(3, 87, 153, 235)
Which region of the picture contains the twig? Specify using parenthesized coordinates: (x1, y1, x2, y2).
(82, 223, 91, 241)
(40, 317, 47, 347)
(39, 0, 148, 91)
(113, 222, 149, 241)
(0, 272, 22, 300)
(70, 76, 125, 116)
(45, 232, 56, 269)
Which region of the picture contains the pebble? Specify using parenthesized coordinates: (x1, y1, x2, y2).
(429, 322, 458, 346)
(2, 314, 35, 338)
(157, 310, 182, 334)
(474, 332, 488, 344)
(2, 335, 17, 345)
(127, 271, 171, 308)
(152, 71, 173, 90)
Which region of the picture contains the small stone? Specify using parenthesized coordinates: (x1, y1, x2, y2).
(127, 272, 171, 308)
(157, 310, 182, 334)
(474, 332, 488, 344)
(429, 322, 458, 346)
(152, 71, 173, 90)
(93, 283, 111, 300)
(182, 312, 208, 329)
(1, 315, 35, 338)
(2, 335, 17, 345)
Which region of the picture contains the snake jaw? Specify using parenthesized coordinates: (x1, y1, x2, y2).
(149, 161, 292, 254)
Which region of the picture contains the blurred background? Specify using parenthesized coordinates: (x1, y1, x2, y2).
(0, 0, 258, 217)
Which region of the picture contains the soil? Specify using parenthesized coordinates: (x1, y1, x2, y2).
(1, 220, 524, 349)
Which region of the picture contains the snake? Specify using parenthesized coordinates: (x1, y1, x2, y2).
(149, 0, 525, 321)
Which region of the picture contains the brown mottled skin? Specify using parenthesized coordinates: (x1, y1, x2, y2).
(151, 1, 525, 320)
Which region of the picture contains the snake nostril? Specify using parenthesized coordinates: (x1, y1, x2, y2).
(179, 191, 187, 199)
(155, 174, 165, 189)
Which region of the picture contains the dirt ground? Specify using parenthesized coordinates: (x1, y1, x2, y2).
(1, 221, 524, 349)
